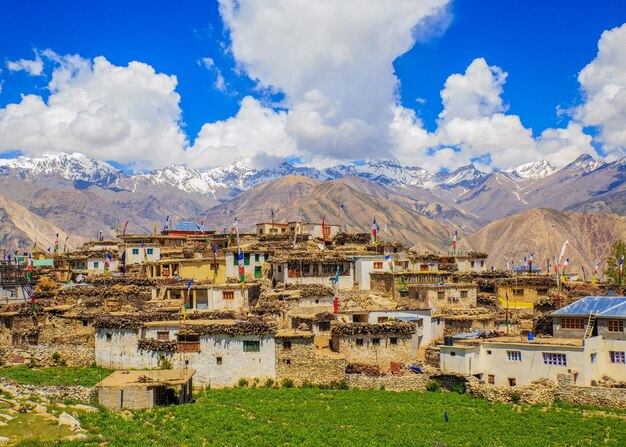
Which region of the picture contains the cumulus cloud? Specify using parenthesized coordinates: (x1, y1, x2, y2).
(218, 0, 451, 161)
(0, 51, 187, 169)
(6, 50, 44, 76)
(186, 95, 297, 168)
(575, 23, 626, 159)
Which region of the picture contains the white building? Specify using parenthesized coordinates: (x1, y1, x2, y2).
(95, 319, 276, 387)
(353, 255, 390, 290)
(225, 250, 268, 281)
(122, 244, 160, 265)
(270, 253, 353, 289)
(439, 296, 626, 386)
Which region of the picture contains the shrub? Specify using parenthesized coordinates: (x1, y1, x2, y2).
(251, 378, 260, 388)
(158, 356, 173, 370)
(281, 378, 294, 388)
(451, 384, 465, 394)
(28, 359, 39, 369)
(59, 359, 67, 367)
(426, 380, 441, 392)
(51, 352, 62, 361)
(263, 378, 275, 388)
(511, 392, 521, 404)
(238, 378, 249, 387)
(301, 380, 315, 388)
(329, 380, 349, 390)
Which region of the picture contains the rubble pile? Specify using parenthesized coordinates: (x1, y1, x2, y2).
(346, 363, 384, 376)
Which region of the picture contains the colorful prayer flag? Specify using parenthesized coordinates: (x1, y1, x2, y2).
(183, 279, 193, 320)
(238, 249, 245, 289)
(385, 254, 394, 272)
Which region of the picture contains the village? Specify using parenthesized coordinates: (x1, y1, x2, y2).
(1, 217, 625, 421)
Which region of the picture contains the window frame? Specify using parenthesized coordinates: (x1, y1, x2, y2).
(608, 320, 624, 333)
(507, 351, 522, 362)
(243, 340, 260, 352)
(610, 351, 625, 364)
(543, 353, 567, 366)
(561, 318, 585, 330)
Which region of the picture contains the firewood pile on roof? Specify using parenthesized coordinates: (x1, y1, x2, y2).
(269, 251, 351, 263)
(331, 321, 416, 336)
(178, 320, 276, 336)
(333, 232, 370, 245)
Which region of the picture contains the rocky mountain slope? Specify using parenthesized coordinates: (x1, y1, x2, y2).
(466, 208, 626, 273)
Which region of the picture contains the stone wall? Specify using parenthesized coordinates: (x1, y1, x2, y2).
(466, 379, 556, 405)
(331, 333, 415, 372)
(98, 386, 154, 410)
(275, 336, 346, 386)
(424, 346, 440, 368)
(3, 343, 95, 367)
(0, 377, 95, 402)
(556, 374, 626, 409)
(346, 374, 430, 391)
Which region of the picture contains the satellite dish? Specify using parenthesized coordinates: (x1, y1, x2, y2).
(76, 274, 84, 283)
(317, 243, 325, 251)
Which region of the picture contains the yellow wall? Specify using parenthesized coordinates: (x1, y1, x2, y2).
(178, 262, 227, 283)
(496, 285, 556, 309)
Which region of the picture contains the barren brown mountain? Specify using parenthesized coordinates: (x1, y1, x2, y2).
(467, 208, 626, 273)
(202, 175, 464, 252)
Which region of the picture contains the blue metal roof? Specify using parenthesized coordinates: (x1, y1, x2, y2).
(513, 265, 541, 272)
(171, 221, 209, 232)
(551, 296, 626, 317)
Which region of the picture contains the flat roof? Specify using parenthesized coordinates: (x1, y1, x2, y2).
(143, 319, 235, 327)
(96, 369, 195, 388)
(443, 336, 584, 349)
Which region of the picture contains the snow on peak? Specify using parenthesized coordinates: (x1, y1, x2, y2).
(506, 160, 556, 179)
(563, 154, 604, 174)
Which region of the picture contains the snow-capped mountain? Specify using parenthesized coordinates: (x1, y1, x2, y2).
(505, 160, 556, 179)
(0, 151, 615, 200)
(0, 152, 122, 186)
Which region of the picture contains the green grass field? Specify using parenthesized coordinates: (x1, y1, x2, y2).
(0, 365, 112, 387)
(43, 387, 626, 447)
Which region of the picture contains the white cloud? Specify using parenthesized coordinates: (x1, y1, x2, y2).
(6, 50, 44, 76)
(0, 52, 187, 169)
(198, 57, 228, 93)
(218, 0, 451, 161)
(186, 95, 297, 168)
(575, 23, 626, 159)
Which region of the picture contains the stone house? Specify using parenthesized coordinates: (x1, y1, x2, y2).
(225, 250, 269, 281)
(94, 318, 277, 387)
(288, 221, 340, 240)
(256, 222, 288, 236)
(96, 369, 195, 410)
(439, 296, 626, 387)
(270, 253, 353, 290)
(352, 255, 390, 290)
(495, 276, 558, 310)
(152, 283, 261, 311)
(274, 330, 347, 386)
(369, 271, 454, 296)
(330, 322, 418, 371)
(407, 283, 478, 311)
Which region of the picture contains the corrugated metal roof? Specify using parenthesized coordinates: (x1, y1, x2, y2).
(598, 300, 626, 318)
(171, 221, 209, 232)
(551, 296, 626, 316)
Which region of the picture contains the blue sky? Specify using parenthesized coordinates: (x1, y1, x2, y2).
(1, 0, 625, 171)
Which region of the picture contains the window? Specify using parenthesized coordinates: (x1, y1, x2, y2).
(390, 337, 398, 345)
(147, 248, 154, 255)
(561, 318, 585, 330)
(590, 353, 597, 364)
(460, 290, 468, 299)
(283, 340, 292, 350)
(480, 261, 485, 267)
(106, 333, 112, 342)
(278, 265, 282, 273)
(513, 288, 524, 296)
(608, 320, 624, 332)
(507, 351, 522, 362)
(537, 288, 549, 295)
(372, 338, 380, 346)
(356, 339, 364, 346)
(216, 357, 223, 365)
(243, 340, 260, 352)
(223, 291, 234, 300)
(244, 254, 250, 266)
(437, 291, 445, 300)
(486, 350, 492, 355)
(318, 321, 330, 332)
(82, 320, 88, 327)
(488, 375, 495, 384)
(132, 248, 139, 255)
(610, 351, 625, 364)
(258, 229, 264, 235)
(157, 331, 169, 341)
(254, 266, 262, 279)
(508, 378, 516, 387)
(543, 353, 567, 366)
(284, 359, 291, 365)
(93, 261, 99, 268)
(449, 351, 456, 356)
(255, 254, 261, 262)
(373, 262, 383, 269)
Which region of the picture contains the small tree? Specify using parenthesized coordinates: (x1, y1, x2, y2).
(606, 239, 626, 284)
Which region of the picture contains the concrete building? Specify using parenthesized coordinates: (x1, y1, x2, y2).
(122, 244, 160, 265)
(495, 277, 557, 310)
(288, 221, 340, 240)
(96, 369, 194, 410)
(151, 283, 261, 311)
(407, 283, 478, 310)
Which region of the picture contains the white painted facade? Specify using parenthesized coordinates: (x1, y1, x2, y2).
(122, 245, 161, 265)
(353, 256, 388, 290)
(440, 336, 626, 386)
(225, 251, 267, 281)
(271, 262, 353, 289)
(87, 258, 119, 274)
(95, 327, 276, 387)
